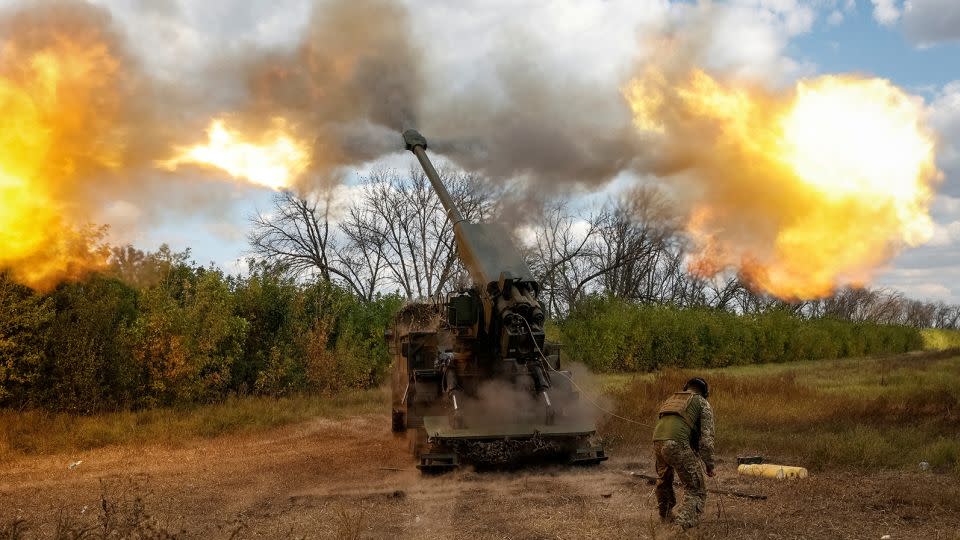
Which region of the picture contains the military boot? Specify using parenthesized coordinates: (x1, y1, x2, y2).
(658, 508, 675, 524)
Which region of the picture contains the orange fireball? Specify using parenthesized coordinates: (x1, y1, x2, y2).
(160, 118, 311, 190)
(623, 69, 939, 300)
(0, 31, 121, 290)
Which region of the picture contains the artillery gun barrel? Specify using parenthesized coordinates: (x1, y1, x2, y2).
(403, 129, 464, 224)
(401, 128, 533, 296)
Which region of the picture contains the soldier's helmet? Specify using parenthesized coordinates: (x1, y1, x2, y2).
(683, 377, 709, 398)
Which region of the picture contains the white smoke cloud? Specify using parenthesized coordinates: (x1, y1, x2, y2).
(687, 1, 814, 83)
(2, 0, 954, 301)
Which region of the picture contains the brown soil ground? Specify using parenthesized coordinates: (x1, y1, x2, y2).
(2, 414, 958, 539)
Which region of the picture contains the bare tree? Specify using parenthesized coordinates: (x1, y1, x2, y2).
(698, 275, 741, 311)
(732, 284, 778, 315)
(582, 186, 718, 309)
(933, 302, 960, 329)
(249, 191, 367, 297)
(338, 201, 389, 301)
(903, 299, 936, 328)
(591, 187, 680, 303)
(527, 200, 603, 316)
(250, 175, 960, 326)
(349, 167, 499, 300)
(863, 289, 907, 325)
(248, 167, 498, 301)
(816, 287, 910, 325)
(109, 244, 193, 288)
(527, 186, 706, 314)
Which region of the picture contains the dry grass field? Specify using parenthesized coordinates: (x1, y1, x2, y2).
(2, 352, 958, 539)
(609, 350, 960, 475)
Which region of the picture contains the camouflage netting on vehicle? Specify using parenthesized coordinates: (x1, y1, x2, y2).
(395, 302, 442, 331)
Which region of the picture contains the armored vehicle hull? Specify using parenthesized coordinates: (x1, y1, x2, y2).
(388, 302, 606, 472)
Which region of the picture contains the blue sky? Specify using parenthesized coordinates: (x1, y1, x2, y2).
(70, 0, 960, 303)
(791, 6, 960, 90)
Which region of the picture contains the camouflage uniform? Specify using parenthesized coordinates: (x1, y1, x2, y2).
(652, 392, 715, 529)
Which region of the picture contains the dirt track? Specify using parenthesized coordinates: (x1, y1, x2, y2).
(3, 413, 959, 539)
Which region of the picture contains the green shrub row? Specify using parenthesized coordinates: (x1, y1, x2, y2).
(921, 328, 960, 351)
(559, 296, 924, 372)
(1, 253, 938, 413)
(0, 259, 402, 414)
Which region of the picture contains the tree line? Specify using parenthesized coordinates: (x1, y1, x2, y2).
(1, 166, 955, 412)
(251, 166, 960, 330)
(0, 250, 400, 413)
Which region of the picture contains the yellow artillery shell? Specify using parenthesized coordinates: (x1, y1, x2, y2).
(737, 463, 809, 479)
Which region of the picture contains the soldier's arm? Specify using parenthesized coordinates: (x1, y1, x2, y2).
(698, 397, 716, 469)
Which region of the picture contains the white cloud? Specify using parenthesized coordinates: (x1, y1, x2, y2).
(100, 200, 145, 245)
(896, 281, 953, 299)
(927, 221, 960, 247)
(884, 183, 960, 301)
(88, 0, 310, 84)
(933, 194, 960, 215)
(221, 256, 248, 276)
(930, 82, 960, 196)
(84, 0, 817, 98)
(101, 199, 143, 222)
(859, 0, 960, 45)
(324, 182, 373, 224)
(205, 221, 246, 242)
(871, 0, 902, 26)
(901, 0, 960, 45)
(877, 262, 960, 303)
(56, 0, 960, 304)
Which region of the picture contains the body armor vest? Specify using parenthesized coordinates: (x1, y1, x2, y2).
(657, 391, 697, 430)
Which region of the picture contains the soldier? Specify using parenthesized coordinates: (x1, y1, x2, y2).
(652, 377, 715, 530)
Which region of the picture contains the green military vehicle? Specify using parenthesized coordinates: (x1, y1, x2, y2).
(387, 130, 607, 472)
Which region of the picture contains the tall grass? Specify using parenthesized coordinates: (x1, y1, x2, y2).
(0, 389, 387, 460)
(606, 352, 960, 475)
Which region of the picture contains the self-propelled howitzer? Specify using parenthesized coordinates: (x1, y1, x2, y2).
(388, 129, 606, 471)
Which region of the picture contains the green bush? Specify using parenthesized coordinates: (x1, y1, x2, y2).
(921, 328, 960, 351)
(128, 268, 248, 407)
(0, 253, 403, 413)
(559, 296, 924, 372)
(41, 276, 139, 413)
(0, 278, 53, 405)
